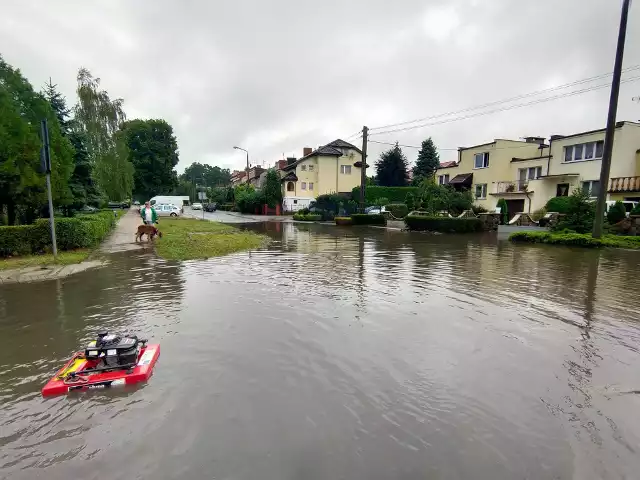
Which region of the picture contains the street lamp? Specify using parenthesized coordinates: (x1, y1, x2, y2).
(233, 146, 250, 184)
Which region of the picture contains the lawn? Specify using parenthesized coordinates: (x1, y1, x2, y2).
(155, 218, 268, 261)
(0, 250, 90, 271)
(509, 231, 640, 249)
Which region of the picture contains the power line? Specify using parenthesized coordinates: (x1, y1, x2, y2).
(368, 64, 640, 133)
(368, 139, 549, 151)
(369, 75, 640, 137)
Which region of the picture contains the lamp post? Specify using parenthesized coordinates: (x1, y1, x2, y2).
(233, 146, 250, 185)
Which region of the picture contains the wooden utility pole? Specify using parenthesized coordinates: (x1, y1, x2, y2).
(41, 119, 57, 258)
(359, 126, 368, 213)
(593, 0, 631, 238)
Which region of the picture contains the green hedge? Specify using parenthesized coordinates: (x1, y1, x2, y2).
(293, 213, 322, 221)
(545, 196, 572, 214)
(0, 211, 116, 257)
(352, 186, 419, 204)
(335, 217, 353, 226)
(509, 231, 640, 249)
(218, 204, 235, 211)
(386, 203, 409, 218)
(351, 214, 386, 225)
(405, 216, 483, 233)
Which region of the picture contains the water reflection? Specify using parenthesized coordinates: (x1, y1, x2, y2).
(1, 224, 640, 479)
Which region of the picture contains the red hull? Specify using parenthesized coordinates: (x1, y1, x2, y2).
(42, 344, 160, 396)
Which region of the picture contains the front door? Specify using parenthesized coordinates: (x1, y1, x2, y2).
(505, 199, 525, 220)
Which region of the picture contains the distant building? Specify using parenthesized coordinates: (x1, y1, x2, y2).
(230, 170, 247, 186)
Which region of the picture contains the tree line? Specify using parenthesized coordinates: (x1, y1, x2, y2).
(374, 137, 441, 187)
(0, 55, 180, 225)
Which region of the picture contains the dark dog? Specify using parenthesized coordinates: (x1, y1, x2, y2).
(135, 224, 163, 242)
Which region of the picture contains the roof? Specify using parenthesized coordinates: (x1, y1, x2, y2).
(281, 172, 298, 182)
(283, 139, 360, 171)
(539, 173, 580, 179)
(438, 161, 458, 169)
(550, 121, 640, 142)
(511, 155, 552, 163)
(449, 173, 473, 185)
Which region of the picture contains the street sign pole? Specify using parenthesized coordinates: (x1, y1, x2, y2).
(41, 119, 58, 257)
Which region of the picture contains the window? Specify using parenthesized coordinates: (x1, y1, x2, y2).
(308, 165, 314, 172)
(308, 182, 314, 191)
(301, 182, 307, 190)
(475, 184, 487, 199)
(564, 141, 605, 162)
(474, 152, 490, 169)
(556, 183, 569, 197)
(301, 165, 307, 171)
(582, 180, 600, 197)
(340, 165, 352, 174)
(519, 167, 542, 181)
(286, 182, 294, 192)
(438, 174, 450, 185)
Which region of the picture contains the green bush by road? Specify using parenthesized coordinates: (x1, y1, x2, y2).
(405, 216, 482, 233)
(293, 213, 322, 222)
(509, 231, 640, 249)
(351, 214, 386, 225)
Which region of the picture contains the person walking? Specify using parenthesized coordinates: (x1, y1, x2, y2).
(140, 201, 157, 225)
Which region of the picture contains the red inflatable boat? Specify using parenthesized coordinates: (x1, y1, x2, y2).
(42, 332, 160, 397)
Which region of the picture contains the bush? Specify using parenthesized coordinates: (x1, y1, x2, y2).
(545, 196, 572, 213)
(217, 204, 234, 211)
(496, 198, 508, 225)
(404, 216, 483, 233)
(607, 200, 627, 225)
(386, 203, 409, 218)
(352, 186, 419, 204)
(416, 180, 473, 216)
(631, 203, 640, 216)
(405, 192, 416, 212)
(471, 204, 489, 215)
(552, 188, 595, 234)
(509, 231, 640, 250)
(293, 213, 322, 221)
(335, 217, 353, 226)
(373, 197, 390, 207)
(532, 207, 547, 221)
(351, 214, 386, 226)
(0, 211, 116, 257)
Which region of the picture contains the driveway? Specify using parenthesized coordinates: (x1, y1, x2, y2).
(183, 207, 290, 224)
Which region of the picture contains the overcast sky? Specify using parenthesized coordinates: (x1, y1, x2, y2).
(2, 0, 639, 173)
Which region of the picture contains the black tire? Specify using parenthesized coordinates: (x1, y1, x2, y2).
(170, 213, 177, 217)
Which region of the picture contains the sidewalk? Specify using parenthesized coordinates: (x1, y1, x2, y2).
(100, 208, 148, 253)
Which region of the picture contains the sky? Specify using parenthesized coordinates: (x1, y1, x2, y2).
(1, 0, 639, 173)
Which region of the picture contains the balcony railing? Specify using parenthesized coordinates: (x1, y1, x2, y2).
(609, 176, 640, 193)
(493, 180, 529, 194)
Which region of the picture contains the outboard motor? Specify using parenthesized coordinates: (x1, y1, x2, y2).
(85, 331, 142, 368)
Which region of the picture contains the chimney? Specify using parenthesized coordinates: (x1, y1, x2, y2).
(303, 147, 313, 157)
(286, 157, 297, 166)
(524, 136, 546, 144)
(275, 160, 287, 170)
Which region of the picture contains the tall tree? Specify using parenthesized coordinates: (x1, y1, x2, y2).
(0, 56, 74, 224)
(118, 119, 179, 200)
(413, 137, 440, 184)
(375, 143, 409, 187)
(263, 169, 282, 207)
(180, 162, 231, 188)
(74, 68, 133, 200)
(44, 80, 101, 210)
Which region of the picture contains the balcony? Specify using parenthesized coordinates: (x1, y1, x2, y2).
(491, 180, 530, 195)
(609, 176, 640, 193)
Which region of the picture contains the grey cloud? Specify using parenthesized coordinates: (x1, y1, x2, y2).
(1, 0, 639, 171)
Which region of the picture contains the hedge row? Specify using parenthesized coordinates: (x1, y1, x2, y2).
(386, 203, 409, 218)
(217, 204, 235, 211)
(293, 213, 322, 222)
(351, 214, 386, 226)
(0, 211, 117, 257)
(509, 231, 640, 249)
(335, 217, 353, 226)
(352, 186, 419, 204)
(404, 216, 483, 233)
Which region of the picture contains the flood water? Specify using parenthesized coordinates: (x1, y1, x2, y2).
(2, 223, 640, 480)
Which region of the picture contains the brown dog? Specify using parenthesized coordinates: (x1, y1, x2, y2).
(135, 224, 163, 242)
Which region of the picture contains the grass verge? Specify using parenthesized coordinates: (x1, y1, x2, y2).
(155, 218, 268, 261)
(0, 250, 90, 271)
(509, 231, 640, 249)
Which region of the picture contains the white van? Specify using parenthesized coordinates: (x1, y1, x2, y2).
(149, 196, 189, 212)
(605, 200, 637, 217)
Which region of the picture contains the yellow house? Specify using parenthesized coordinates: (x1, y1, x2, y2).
(281, 139, 362, 211)
(527, 121, 640, 211)
(435, 137, 549, 216)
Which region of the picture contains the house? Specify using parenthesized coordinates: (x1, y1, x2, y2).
(435, 137, 549, 217)
(230, 170, 247, 186)
(280, 139, 363, 211)
(247, 166, 266, 188)
(529, 121, 640, 210)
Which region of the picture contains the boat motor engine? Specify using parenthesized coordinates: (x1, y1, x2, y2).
(84, 332, 142, 368)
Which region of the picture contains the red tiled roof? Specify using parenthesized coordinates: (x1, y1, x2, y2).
(439, 161, 458, 168)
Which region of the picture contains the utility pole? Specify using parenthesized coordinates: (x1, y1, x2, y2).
(41, 119, 58, 258)
(359, 126, 368, 213)
(593, 0, 631, 238)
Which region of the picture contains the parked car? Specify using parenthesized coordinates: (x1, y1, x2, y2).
(108, 201, 130, 209)
(155, 204, 182, 217)
(80, 205, 98, 213)
(133, 200, 140, 206)
(204, 203, 217, 212)
(365, 206, 387, 215)
(605, 200, 637, 217)
(191, 203, 203, 210)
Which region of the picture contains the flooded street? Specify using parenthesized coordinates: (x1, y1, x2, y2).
(1, 223, 640, 480)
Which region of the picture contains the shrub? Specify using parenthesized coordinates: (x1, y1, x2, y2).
(496, 198, 509, 225)
(335, 217, 353, 226)
(607, 200, 627, 225)
(373, 197, 390, 207)
(552, 188, 595, 234)
(545, 196, 572, 214)
(631, 203, 640, 216)
(352, 186, 419, 204)
(471, 204, 489, 215)
(405, 192, 416, 212)
(531, 207, 547, 221)
(293, 213, 322, 221)
(509, 231, 640, 250)
(404, 216, 483, 233)
(386, 203, 409, 218)
(416, 180, 473, 216)
(217, 204, 234, 211)
(351, 214, 386, 226)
